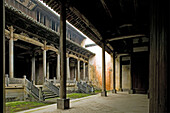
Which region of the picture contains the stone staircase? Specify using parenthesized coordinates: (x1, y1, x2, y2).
(42, 79, 60, 100)
(77, 81, 95, 94)
(42, 86, 59, 99)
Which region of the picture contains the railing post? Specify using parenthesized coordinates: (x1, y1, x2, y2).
(39, 87, 43, 101)
(5, 74, 9, 87)
(53, 77, 56, 85)
(23, 75, 26, 85)
(23, 75, 26, 101)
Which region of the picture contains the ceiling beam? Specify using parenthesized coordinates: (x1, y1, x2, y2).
(69, 7, 103, 40)
(108, 34, 145, 41)
(100, 0, 113, 18)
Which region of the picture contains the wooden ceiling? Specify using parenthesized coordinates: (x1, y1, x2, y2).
(42, 0, 150, 54)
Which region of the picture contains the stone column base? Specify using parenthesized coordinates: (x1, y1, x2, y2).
(112, 89, 117, 93)
(57, 98, 70, 109)
(129, 89, 134, 94)
(101, 91, 107, 96)
(119, 88, 123, 92)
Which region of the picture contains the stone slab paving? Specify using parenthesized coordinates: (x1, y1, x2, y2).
(17, 92, 149, 113)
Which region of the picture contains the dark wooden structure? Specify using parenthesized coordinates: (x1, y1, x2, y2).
(2, 0, 170, 112)
(42, 0, 170, 112)
(2, 0, 6, 112)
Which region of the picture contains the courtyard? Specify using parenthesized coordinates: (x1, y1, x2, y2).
(17, 92, 149, 113)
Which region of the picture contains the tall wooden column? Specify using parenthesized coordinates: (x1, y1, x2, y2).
(31, 54, 35, 85)
(77, 59, 80, 81)
(88, 61, 90, 81)
(67, 57, 70, 80)
(119, 56, 123, 91)
(129, 52, 134, 94)
(43, 41, 47, 83)
(149, 0, 170, 112)
(9, 26, 14, 78)
(101, 42, 107, 96)
(2, 0, 6, 112)
(112, 51, 117, 93)
(83, 62, 86, 80)
(57, 0, 70, 109)
(74, 65, 77, 81)
(46, 59, 50, 79)
(57, 54, 60, 80)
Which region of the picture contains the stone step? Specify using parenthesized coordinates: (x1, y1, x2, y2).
(44, 95, 59, 99)
(43, 93, 56, 96)
(43, 90, 53, 92)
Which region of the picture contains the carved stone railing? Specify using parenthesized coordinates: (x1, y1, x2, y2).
(5, 74, 25, 87)
(44, 79, 60, 96)
(24, 76, 43, 101)
(5, 75, 44, 101)
(77, 81, 95, 94)
(9, 78, 24, 84)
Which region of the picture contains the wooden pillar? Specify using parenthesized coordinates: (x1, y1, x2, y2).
(112, 51, 117, 93)
(35, 54, 40, 85)
(57, 54, 60, 80)
(2, 0, 6, 112)
(88, 61, 90, 81)
(129, 51, 134, 94)
(57, 0, 70, 109)
(77, 59, 80, 81)
(31, 54, 35, 85)
(83, 62, 86, 80)
(149, 0, 170, 113)
(74, 66, 77, 81)
(67, 57, 70, 80)
(101, 42, 107, 96)
(46, 59, 50, 79)
(119, 56, 123, 91)
(9, 26, 14, 78)
(43, 41, 47, 83)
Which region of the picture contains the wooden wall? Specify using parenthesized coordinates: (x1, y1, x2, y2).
(149, 0, 170, 112)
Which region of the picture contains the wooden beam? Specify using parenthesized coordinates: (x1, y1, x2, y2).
(79, 57, 88, 63)
(67, 48, 88, 59)
(46, 0, 54, 6)
(108, 34, 145, 41)
(15, 34, 44, 47)
(100, 0, 113, 18)
(46, 45, 59, 53)
(69, 7, 103, 40)
(69, 54, 78, 59)
(5, 29, 44, 47)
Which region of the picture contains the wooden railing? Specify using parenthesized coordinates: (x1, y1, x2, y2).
(5, 75, 44, 101)
(77, 81, 95, 94)
(24, 77, 44, 101)
(45, 79, 60, 96)
(77, 82, 87, 93)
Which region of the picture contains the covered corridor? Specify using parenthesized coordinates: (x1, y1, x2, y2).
(1, 0, 170, 113)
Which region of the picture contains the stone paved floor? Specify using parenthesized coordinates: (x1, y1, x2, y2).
(17, 92, 149, 113)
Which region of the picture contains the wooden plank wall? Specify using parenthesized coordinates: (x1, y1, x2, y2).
(149, 0, 170, 112)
